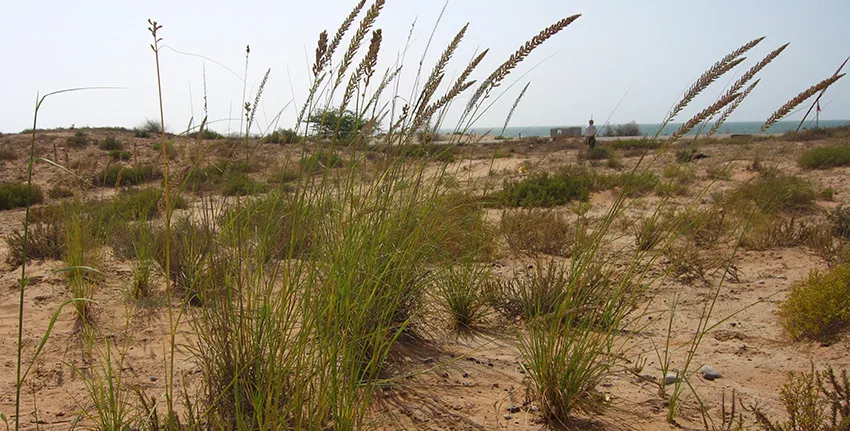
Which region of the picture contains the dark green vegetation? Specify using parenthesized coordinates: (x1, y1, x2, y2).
(798, 144, 850, 169)
(0, 182, 44, 210)
(94, 164, 163, 187)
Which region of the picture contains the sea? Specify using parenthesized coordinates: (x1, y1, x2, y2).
(452, 119, 850, 138)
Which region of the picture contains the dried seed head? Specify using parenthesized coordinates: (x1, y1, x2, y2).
(762, 74, 845, 132)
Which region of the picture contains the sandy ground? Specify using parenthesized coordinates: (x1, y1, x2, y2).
(1, 129, 849, 430)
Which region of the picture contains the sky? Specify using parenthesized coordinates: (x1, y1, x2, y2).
(1, 0, 848, 135)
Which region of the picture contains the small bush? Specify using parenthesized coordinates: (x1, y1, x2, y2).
(262, 128, 300, 144)
(221, 174, 268, 196)
(799, 145, 850, 169)
(754, 366, 850, 431)
(781, 262, 850, 342)
(98, 136, 123, 151)
(300, 151, 343, 173)
(831, 205, 850, 240)
(47, 186, 74, 199)
(608, 138, 662, 150)
(616, 171, 660, 197)
(725, 170, 816, 214)
(581, 146, 613, 160)
(705, 164, 732, 181)
(634, 216, 666, 251)
(183, 160, 257, 192)
(434, 263, 491, 330)
(108, 150, 132, 161)
(66, 130, 90, 149)
(0, 182, 44, 210)
(379, 144, 456, 162)
(602, 121, 641, 137)
(0, 145, 15, 161)
(502, 168, 596, 208)
(136, 119, 163, 137)
(5, 221, 65, 266)
(191, 129, 223, 140)
(94, 165, 163, 187)
(266, 166, 301, 184)
(500, 209, 579, 256)
(152, 140, 175, 158)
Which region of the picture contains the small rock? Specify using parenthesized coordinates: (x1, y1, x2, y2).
(440, 372, 449, 378)
(452, 404, 463, 411)
(504, 414, 513, 420)
(150, 376, 158, 382)
(776, 275, 788, 280)
(758, 280, 765, 285)
(462, 372, 469, 378)
(700, 366, 722, 381)
(507, 406, 521, 413)
(664, 372, 680, 385)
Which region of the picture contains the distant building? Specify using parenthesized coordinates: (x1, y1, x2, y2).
(550, 127, 582, 138)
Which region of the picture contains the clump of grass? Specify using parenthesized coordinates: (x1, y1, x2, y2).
(500, 209, 580, 256)
(300, 150, 344, 173)
(724, 169, 816, 214)
(135, 119, 162, 138)
(581, 146, 613, 160)
(184, 159, 257, 192)
(754, 366, 850, 430)
(66, 130, 90, 148)
(94, 164, 163, 187)
(266, 166, 301, 184)
(98, 136, 124, 151)
(62, 204, 103, 322)
(830, 205, 850, 239)
(608, 138, 661, 150)
(4, 221, 64, 266)
(262, 128, 300, 144)
(615, 171, 660, 197)
(152, 140, 175, 158)
(0, 145, 15, 161)
(799, 145, 850, 169)
(108, 150, 131, 161)
(0, 182, 44, 210)
(154, 216, 217, 304)
(781, 262, 850, 342)
(221, 174, 268, 196)
(47, 186, 74, 199)
(634, 215, 667, 251)
(434, 262, 491, 330)
(501, 167, 596, 207)
(379, 144, 456, 162)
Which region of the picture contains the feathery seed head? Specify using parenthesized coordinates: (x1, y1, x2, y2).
(762, 74, 844, 132)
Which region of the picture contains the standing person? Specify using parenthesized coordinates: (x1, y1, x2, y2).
(585, 119, 597, 149)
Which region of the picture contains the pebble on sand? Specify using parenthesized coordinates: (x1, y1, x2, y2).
(700, 366, 722, 380)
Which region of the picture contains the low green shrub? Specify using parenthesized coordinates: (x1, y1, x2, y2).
(434, 263, 491, 330)
(754, 366, 850, 431)
(725, 170, 816, 214)
(98, 136, 123, 151)
(798, 145, 850, 169)
(108, 150, 132, 161)
(221, 174, 268, 196)
(4, 221, 64, 266)
(378, 144, 456, 162)
(0, 145, 15, 161)
(47, 186, 74, 199)
(500, 209, 578, 256)
(608, 138, 662, 150)
(300, 151, 343, 173)
(266, 166, 301, 184)
(0, 182, 44, 210)
(831, 205, 850, 239)
(184, 160, 258, 192)
(152, 140, 175, 158)
(581, 146, 613, 160)
(66, 130, 90, 148)
(136, 119, 162, 137)
(781, 262, 850, 342)
(262, 128, 300, 144)
(93, 165, 163, 187)
(501, 168, 596, 207)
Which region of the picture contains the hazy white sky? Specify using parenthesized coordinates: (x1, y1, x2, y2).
(1, 0, 848, 134)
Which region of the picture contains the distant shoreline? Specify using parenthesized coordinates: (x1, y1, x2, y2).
(445, 119, 850, 138)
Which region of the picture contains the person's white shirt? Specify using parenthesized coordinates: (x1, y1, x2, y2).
(586, 124, 597, 137)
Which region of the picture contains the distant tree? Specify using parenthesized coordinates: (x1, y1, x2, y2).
(603, 121, 641, 137)
(307, 108, 372, 139)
